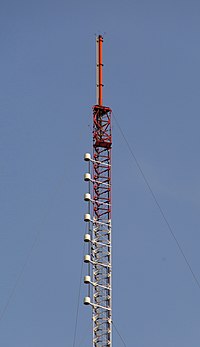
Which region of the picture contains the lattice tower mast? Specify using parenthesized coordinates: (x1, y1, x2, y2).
(83, 35, 112, 347)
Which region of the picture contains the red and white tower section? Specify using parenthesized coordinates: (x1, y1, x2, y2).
(83, 35, 112, 347)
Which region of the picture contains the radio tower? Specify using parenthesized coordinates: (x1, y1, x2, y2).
(83, 35, 112, 347)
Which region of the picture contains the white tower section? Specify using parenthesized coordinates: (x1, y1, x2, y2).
(84, 149, 112, 347)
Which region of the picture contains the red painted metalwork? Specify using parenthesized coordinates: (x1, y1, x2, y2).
(93, 105, 112, 219)
(96, 35, 104, 106)
(93, 105, 112, 149)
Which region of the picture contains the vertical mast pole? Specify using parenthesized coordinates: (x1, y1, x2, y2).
(96, 35, 103, 106)
(84, 35, 112, 347)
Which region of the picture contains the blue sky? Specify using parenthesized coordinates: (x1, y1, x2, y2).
(1, 0, 200, 346)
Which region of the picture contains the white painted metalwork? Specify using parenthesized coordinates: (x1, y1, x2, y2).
(84, 153, 91, 161)
(84, 193, 91, 201)
(84, 214, 91, 222)
(84, 173, 91, 181)
(84, 255, 91, 263)
(84, 154, 112, 347)
(84, 296, 91, 305)
(84, 275, 91, 284)
(84, 233, 91, 242)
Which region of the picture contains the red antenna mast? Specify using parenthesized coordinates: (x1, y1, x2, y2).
(96, 35, 103, 106)
(84, 35, 113, 347)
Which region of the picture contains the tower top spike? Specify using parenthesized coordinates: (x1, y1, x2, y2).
(96, 35, 103, 106)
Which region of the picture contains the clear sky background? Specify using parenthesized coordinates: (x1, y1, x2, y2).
(1, 0, 200, 346)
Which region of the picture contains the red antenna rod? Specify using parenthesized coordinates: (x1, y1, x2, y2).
(96, 35, 103, 106)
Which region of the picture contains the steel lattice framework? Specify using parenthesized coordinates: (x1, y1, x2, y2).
(84, 35, 112, 347)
